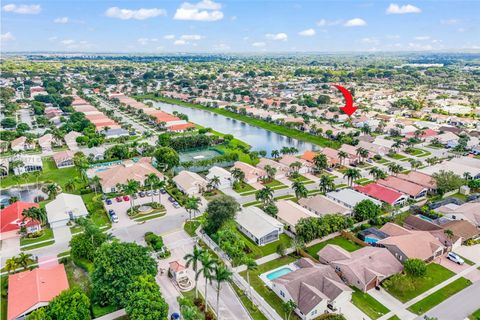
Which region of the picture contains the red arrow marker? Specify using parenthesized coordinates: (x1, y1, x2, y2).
(333, 84, 357, 117)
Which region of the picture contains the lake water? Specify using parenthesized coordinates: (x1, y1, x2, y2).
(153, 101, 319, 156)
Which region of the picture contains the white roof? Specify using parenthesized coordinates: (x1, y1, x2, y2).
(326, 189, 381, 208)
(276, 200, 316, 227)
(173, 170, 208, 190)
(45, 193, 88, 223)
(420, 158, 480, 178)
(206, 166, 232, 179)
(236, 206, 283, 239)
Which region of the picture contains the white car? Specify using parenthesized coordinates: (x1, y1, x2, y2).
(447, 252, 464, 265)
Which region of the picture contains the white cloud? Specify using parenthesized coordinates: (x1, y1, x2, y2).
(386, 3, 421, 14)
(174, 0, 224, 22)
(298, 28, 316, 37)
(441, 19, 460, 25)
(2, 4, 41, 14)
(265, 33, 288, 41)
(344, 18, 366, 27)
(316, 19, 342, 27)
(252, 42, 266, 47)
(54, 17, 69, 24)
(360, 37, 379, 45)
(164, 34, 175, 40)
(105, 7, 166, 20)
(61, 39, 75, 45)
(1, 32, 15, 41)
(174, 39, 187, 46)
(137, 38, 158, 45)
(180, 34, 204, 40)
(414, 35, 430, 41)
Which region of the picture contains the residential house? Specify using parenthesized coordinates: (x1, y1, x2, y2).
(276, 200, 316, 233)
(278, 155, 312, 174)
(0, 158, 9, 177)
(257, 158, 289, 179)
(233, 161, 266, 184)
(235, 206, 283, 246)
(377, 176, 427, 199)
(298, 195, 350, 216)
(38, 134, 53, 152)
(435, 202, 480, 227)
(94, 157, 164, 193)
(397, 171, 436, 193)
(326, 189, 381, 209)
(377, 223, 445, 262)
(271, 258, 352, 320)
(11, 136, 34, 152)
(173, 170, 208, 196)
(355, 183, 408, 206)
(317, 245, 403, 292)
(206, 166, 232, 190)
(10, 155, 43, 175)
(81, 146, 105, 161)
(1, 201, 41, 240)
(52, 150, 75, 169)
(339, 144, 363, 164)
(64, 131, 82, 151)
(7, 264, 69, 320)
(45, 193, 89, 228)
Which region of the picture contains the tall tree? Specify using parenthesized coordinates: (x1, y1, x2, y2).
(184, 245, 204, 299)
(196, 252, 216, 317)
(125, 274, 169, 320)
(204, 195, 240, 234)
(213, 265, 232, 319)
(185, 196, 201, 220)
(292, 181, 308, 200)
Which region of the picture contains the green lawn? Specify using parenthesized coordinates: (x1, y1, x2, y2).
(351, 288, 390, 319)
(288, 174, 314, 185)
(387, 153, 407, 160)
(383, 263, 455, 302)
(237, 231, 292, 259)
(469, 309, 480, 320)
(1, 276, 7, 320)
(263, 179, 284, 188)
(133, 210, 166, 222)
(408, 277, 472, 315)
(231, 282, 268, 320)
(184, 220, 201, 237)
(234, 181, 256, 194)
(305, 236, 362, 259)
(354, 178, 373, 186)
(239, 255, 300, 319)
(81, 193, 111, 228)
(20, 228, 54, 246)
(21, 240, 55, 251)
(137, 95, 340, 149)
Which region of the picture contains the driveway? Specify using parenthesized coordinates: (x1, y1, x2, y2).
(455, 244, 480, 264)
(434, 254, 472, 274)
(340, 301, 371, 320)
(0, 236, 20, 257)
(52, 226, 72, 243)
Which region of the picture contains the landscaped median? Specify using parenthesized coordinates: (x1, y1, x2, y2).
(408, 277, 472, 315)
(127, 202, 167, 222)
(135, 94, 340, 149)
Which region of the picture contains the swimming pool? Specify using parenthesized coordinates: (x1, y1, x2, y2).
(418, 214, 434, 222)
(266, 267, 293, 280)
(364, 236, 379, 244)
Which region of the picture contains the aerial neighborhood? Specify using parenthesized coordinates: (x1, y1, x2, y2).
(1, 2, 480, 319)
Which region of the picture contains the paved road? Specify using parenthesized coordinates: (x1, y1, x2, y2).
(419, 281, 480, 320)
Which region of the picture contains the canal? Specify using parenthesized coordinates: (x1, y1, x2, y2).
(152, 101, 319, 156)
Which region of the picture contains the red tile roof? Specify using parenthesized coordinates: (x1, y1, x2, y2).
(167, 123, 195, 131)
(355, 183, 404, 205)
(301, 151, 318, 162)
(8, 264, 69, 320)
(1, 202, 40, 233)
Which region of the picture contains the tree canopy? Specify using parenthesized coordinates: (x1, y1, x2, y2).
(204, 195, 240, 235)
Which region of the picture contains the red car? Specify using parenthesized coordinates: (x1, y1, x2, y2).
(115, 196, 123, 202)
(123, 195, 130, 201)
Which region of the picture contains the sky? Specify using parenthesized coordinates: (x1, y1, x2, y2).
(1, 0, 479, 53)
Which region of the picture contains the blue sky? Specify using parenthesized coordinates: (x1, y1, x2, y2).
(1, 0, 479, 52)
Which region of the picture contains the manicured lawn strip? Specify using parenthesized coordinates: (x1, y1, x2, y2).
(20, 228, 54, 246)
(231, 282, 268, 320)
(243, 200, 261, 207)
(387, 153, 407, 160)
(288, 175, 312, 184)
(383, 263, 455, 303)
(387, 316, 401, 320)
(271, 185, 289, 190)
(239, 255, 300, 320)
(21, 240, 55, 251)
(469, 309, 480, 320)
(351, 288, 390, 319)
(263, 179, 284, 188)
(237, 231, 292, 259)
(240, 190, 258, 196)
(234, 182, 256, 194)
(184, 219, 201, 237)
(134, 211, 166, 222)
(305, 237, 362, 259)
(274, 195, 295, 200)
(138, 95, 340, 149)
(408, 277, 472, 315)
(82, 193, 111, 228)
(1, 276, 7, 320)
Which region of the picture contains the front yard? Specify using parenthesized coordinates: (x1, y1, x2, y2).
(305, 236, 363, 260)
(20, 228, 54, 246)
(351, 288, 390, 319)
(233, 181, 256, 194)
(408, 277, 472, 315)
(382, 263, 455, 302)
(238, 231, 292, 259)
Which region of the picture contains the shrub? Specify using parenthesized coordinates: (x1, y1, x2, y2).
(144, 232, 164, 252)
(276, 243, 286, 256)
(404, 258, 427, 277)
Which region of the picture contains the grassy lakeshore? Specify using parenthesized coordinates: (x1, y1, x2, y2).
(136, 94, 340, 149)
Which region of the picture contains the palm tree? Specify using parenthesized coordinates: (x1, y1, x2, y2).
(388, 163, 403, 176)
(45, 183, 59, 199)
(289, 161, 302, 177)
(185, 196, 201, 220)
(213, 265, 232, 319)
(65, 178, 77, 192)
(196, 252, 216, 317)
(369, 167, 387, 181)
(409, 159, 421, 171)
(184, 245, 204, 299)
(343, 168, 361, 186)
(231, 168, 245, 184)
(313, 153, 328, 173)
(22, 207, 47, 226)
(283, 300, 297, 320)
(73, 152, 89, 181)
(208, 175, 221, 191)
(292, 237, 305, 255)
(264, 165, 277, 182)
(243, 257, 257, 303)
(255, 186, 274, 207)
(119, 179, 140, 213)
(392, 139, 403, 153)
(271, 149, 280, 159)
(444, 229, 454, 244)
(319, 175, 335, 193)
(89, 175, 101, 195)
(292, 181, 308, 200)
(338, 151, 348, 166)
(16, 252, 35, 270)
(145, 173, 160, 202)
(358, 148, 369, 163)
(5, 257, 18, 274)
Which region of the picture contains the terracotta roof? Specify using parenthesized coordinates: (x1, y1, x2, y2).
(1, 201, 40, 233)
(301, 151, 318, 162)
(167, 123, 195, 131)
(355, 183, 405, 205)
(397, 171, 436, 189)
(440, 220, 480, 240)
(169, 261, 186, 272)
(8, 264, 69, 320)
(96, 158, 163, 189)
(377, 176, 426, 197)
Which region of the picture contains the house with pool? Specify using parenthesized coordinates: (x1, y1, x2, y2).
(264, 258, 352, 320)
(235, 206, 283, 246)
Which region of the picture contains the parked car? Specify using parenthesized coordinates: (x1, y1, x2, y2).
(132, 193, 138, 199)
(139, 191, 146, 198)
(153, 189, 159, 195)
(115, 196, 123, 202)
(108, 210, 119, 223)
(160, 188, 167, 194)
(447, 252, 464, 265)
(123, 195, 130, 201)
(168, 196, 175, 203)
(173, 202, 180, 208)
(170, 313, 180, 320)
(146, 190, 153, 197)
(105, 199, 112, 205)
